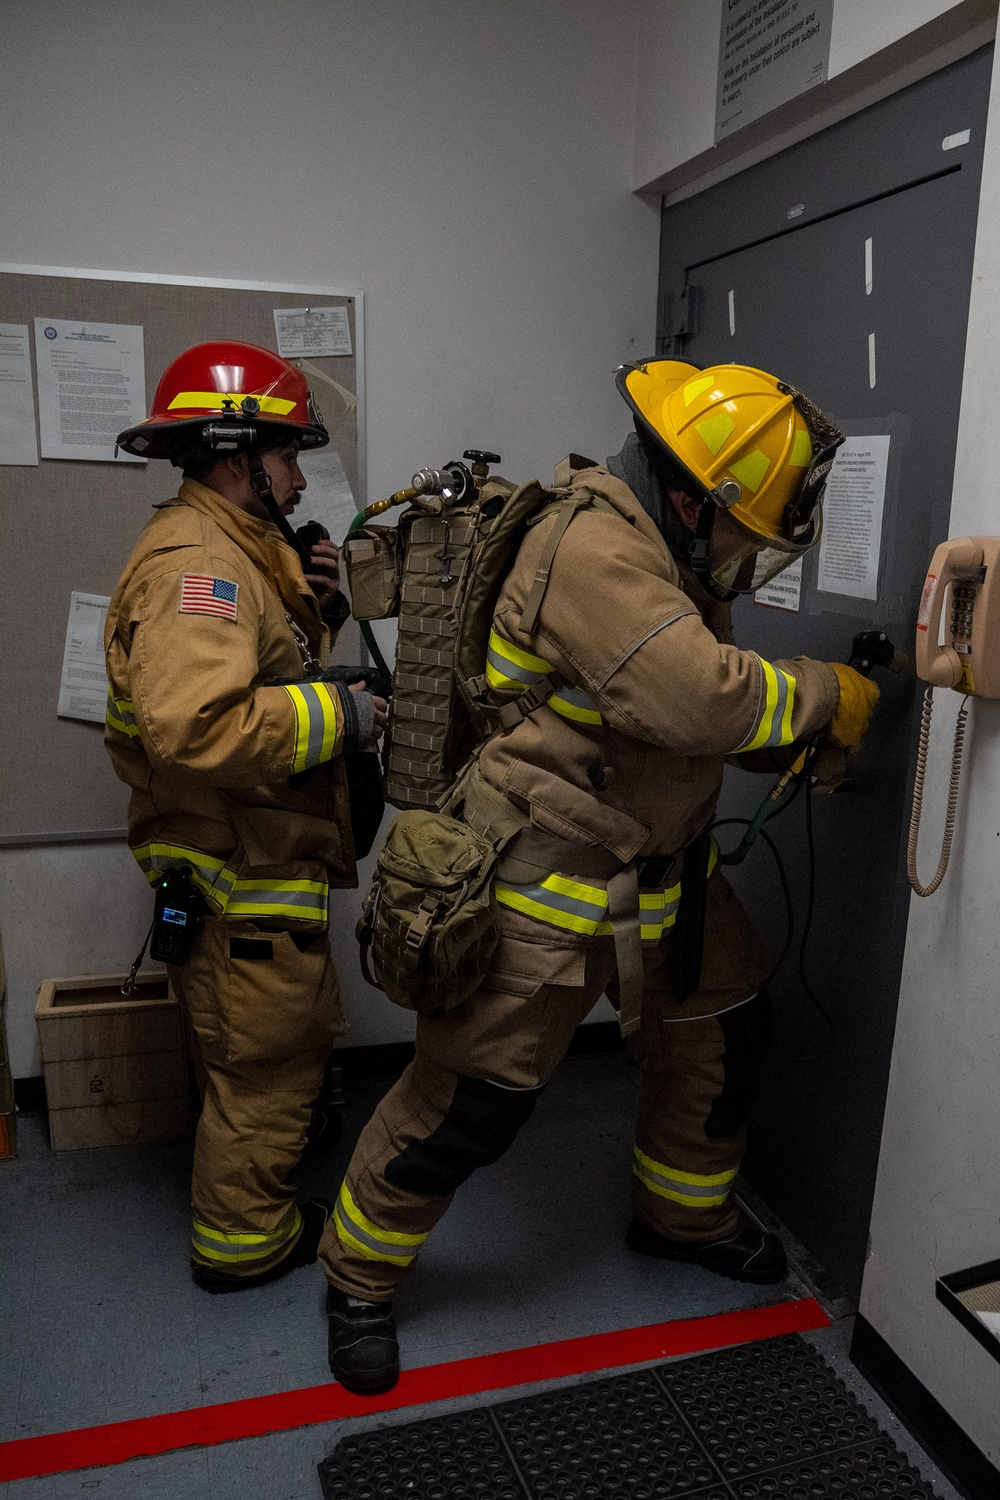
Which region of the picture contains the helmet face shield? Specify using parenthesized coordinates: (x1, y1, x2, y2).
(708, 493, 823, 593)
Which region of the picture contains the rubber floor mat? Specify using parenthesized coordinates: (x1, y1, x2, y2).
(318, 1333, 940, 1498)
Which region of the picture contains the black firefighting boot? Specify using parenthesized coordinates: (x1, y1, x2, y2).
(626, 1212, 787, 1284)
(191, 1198, 332, 1294)
(327, 1285, 399, 1395)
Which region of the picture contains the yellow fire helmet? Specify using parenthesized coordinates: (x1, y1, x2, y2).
(616, 358, 845, 592)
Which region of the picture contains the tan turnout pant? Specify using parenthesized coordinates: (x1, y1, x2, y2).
(170, 916, 345, 1277)
(320, 872, 770, 1301)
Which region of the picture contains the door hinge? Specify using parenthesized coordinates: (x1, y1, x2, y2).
(659, 284, 701, 356)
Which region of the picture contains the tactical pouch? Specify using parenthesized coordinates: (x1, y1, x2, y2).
(357, 809, 500, 1015)
(343, 525, 401, 621)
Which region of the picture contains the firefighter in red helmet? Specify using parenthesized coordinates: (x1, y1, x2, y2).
(105, 341, 386, 1291)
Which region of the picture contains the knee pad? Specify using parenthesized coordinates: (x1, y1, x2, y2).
(705, 989, 774, 1140)
(385, 1076, 542, 1197)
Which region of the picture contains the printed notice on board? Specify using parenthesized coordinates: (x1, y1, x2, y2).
(58, 593, 111, 723)
(754, 554, 803, 612)
(34, 319, 146, 463)
(716, 0, 834, 143)
(296, 449, 357, 544)
(0, 323, 39, 465)
(274, 306, 352, 358)
(817, 436, 891, 601)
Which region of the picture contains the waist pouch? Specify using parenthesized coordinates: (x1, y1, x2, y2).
(357, 809, 500, 1016)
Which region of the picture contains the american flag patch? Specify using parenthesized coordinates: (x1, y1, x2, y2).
(179, 575, 239, 621)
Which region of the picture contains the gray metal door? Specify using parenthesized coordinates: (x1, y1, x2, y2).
(657, 47, 992, 1300)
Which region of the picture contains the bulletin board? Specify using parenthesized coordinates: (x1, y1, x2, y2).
(0, 267, 365, 843)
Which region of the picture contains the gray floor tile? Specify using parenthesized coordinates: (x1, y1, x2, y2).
(0, 1315, 27, 1433)
(15, 1287, 202, 1432)
(391, 1242, 536, 1367)
(207, 1422, 338, 1500)
(6, 1446, 211, 1500)
(0, 1226, 38, 1323)
(194, 1265, 329, 1403)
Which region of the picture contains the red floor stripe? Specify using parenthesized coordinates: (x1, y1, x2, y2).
(0, 1296, 828, 1483)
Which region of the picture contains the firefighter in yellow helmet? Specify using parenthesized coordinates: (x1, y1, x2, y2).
(319, 359, 879, 1396)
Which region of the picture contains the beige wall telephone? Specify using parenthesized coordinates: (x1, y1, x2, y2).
(908, 537, 1000, 895)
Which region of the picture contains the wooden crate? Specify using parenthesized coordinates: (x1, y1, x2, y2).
(35, 971, 193, 1151)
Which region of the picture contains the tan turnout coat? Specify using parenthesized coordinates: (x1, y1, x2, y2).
(480, 465, 840, 864)
(104, 480, 356, 927)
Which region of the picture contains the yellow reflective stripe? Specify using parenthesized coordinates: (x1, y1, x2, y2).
(683, 375, 715, 407)
(789, 427, 813, 467)
(334, 1183, 427, 1266)
(487, 629, 552, 676)
(487, 628, 604, 726)
(632, 1146, 737, 1207)
(495, 845, 716, 941)
(695, 410, 736, 457)
(106, 692, 140, 738)
(547, 693, 603, 725)
(733, 659, 796, 754)
(284, 681, 340, 773)
(728, 448, 771, 494)
(633, 1146, 736, 1188)
(226, 877, 328, 924)
(191, 1206, 301, 1264)
(131, 842, 328, 924)
(495, 883, 606, 936)
(131, 841, 236, 911)
(638, 884, 682, 940)
(167, 391, 297, 416)
(485, 659, 521, 692)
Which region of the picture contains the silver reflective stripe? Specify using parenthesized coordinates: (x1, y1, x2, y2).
(549, 684, 602, 715)
(486, 644, 544, 685)
(639, 893, 681, 934)
(191, 1210, 299, 1261)
(229, 886, 327, 915)
(191, 1228, 289, 1259)
(106, 693, 140, 735)
(334, 1197, 418, 1264)
(134, 846, 236, 901)
(502, 880, 607, 925)
(632, 1163, 729, 1200)
(760, 667, 791, 749)
(301, 684, 327, 762)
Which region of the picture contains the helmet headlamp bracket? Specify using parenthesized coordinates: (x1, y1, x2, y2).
(202, 420, 256, 453)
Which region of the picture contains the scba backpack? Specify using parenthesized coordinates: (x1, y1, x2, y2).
(344, 451, 608, 1014)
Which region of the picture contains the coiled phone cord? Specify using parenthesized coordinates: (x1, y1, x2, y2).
(907, 686, 970, 897)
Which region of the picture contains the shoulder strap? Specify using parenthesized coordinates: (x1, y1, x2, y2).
(552, 453, 599, 486)
(519, 490, 618, 636)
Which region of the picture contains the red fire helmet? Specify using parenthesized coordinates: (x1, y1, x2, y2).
(117, 340, 329, 458)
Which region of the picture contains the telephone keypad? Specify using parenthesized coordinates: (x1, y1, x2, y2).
(950, 583, 977, 642)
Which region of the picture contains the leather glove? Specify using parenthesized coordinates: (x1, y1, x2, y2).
(824, 663, 880, 752)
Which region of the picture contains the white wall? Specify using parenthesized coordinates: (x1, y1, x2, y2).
(633, 0, 976, 191)
(0, 0, 655, 1076)
(830, 0, 967, 73)
(859, 37, 1000, 1463)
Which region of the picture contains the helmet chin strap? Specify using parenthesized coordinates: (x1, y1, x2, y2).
(246, 447, 313, 573)
(688, 502, 736, 602)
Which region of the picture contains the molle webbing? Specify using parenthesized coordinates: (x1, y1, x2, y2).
(361, 476, 614, 813)
(386, 510, 474, 809)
